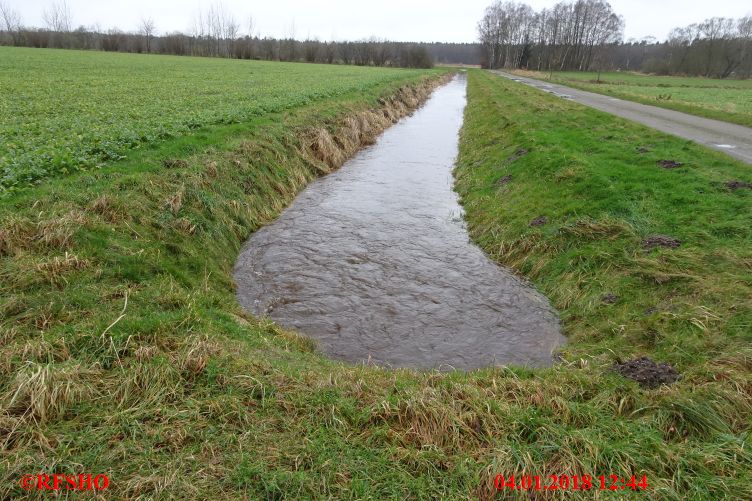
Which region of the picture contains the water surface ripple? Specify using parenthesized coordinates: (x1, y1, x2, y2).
(234, 76, 564, 370)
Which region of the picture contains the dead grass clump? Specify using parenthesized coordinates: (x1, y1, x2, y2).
(166, 187, 184, 215)
(2, 212, 83, 254)
(335, 117, 363, 154)
(89, 195, 126, 222)
(561, 217, 634, 241)
(355, 111, 389, 141)
(173, 218, 197, 235)
(274, 329, 316, 353)
(36, 252, 91, 285)
(90, 195, 111, 214)
(0, 217, 35, 256)
(1, 363, 98, 423)
(115, 358, 184, 408)
(20, 338, 70, 364)
(180, 336, 222, 377)
(163, 159, 189, 169)
(35, 211, 86, 250)
(395, 86, 420, 108)
(370, 384, 490, 452)
(134, 345, 159, 361)
(205, 161, 218, 178)
(307, 128, 345, 171)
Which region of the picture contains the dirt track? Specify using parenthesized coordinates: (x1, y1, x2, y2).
(492, 71, 752, 164)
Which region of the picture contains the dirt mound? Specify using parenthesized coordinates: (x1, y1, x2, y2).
(507, 148, 529, 163)
(657, 160, 684, 169)
(163, 158, 189, 169)
(529, 216, 548, 227)
(614, 357, 680, 389)
(725, 181, 752, 191)
(643, 235, 681, 250)
(496, 175, 513, 187)
(636, 146, 650, 154)
(601, 293, 619, 304)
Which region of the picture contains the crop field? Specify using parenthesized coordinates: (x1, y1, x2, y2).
(0, 47, 429, 192)
(513, 70, 752, 127)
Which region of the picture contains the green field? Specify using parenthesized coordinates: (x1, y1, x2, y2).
(0, 47, 429, 192)
(513, 70, 752, 127)
(1, 48, 751, 499)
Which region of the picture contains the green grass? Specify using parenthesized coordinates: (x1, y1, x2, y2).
(0, 51, 750, 499)
(455, 70, 752, 498)
(512, 70, 752, 127)
(0, 47, 429, 192)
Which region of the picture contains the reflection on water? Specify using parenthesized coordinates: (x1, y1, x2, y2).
(234, 75, 564, 370)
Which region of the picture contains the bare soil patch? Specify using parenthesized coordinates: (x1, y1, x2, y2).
(614, 357, 680, 389)
(657, 160, 684, 169)
(507, 148, 529, 163)
(725, 180, 752, 191)
(496, 175, 513, 187)
(643, 235, 681, 250)
(529, 216, 548, 227)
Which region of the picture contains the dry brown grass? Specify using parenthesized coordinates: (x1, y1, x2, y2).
(0, 216, 35, 256)
(303, 76, 449, 173)
(173, 217, 197, 235)
(1, 363, 99, 423)
(35, 210, 86, 250)
(166, 186, 184, 215)
(36, 252, 91, 285)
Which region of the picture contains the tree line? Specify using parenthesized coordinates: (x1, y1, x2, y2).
(0, 0, 438, 68)
(478, 0, 752, 78)
(478, 0, 624, 71)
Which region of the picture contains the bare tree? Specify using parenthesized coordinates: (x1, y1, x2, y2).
(478, 0, 623, 71)
(139, 17, 156, 53)
(43, 0, 72, 32)
(0, 0, 22, 45)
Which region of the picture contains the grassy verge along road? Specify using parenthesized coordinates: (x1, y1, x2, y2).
(456, 69, 751, 499)
(512, 69, 752, 128)
(495, 70, 752, 164)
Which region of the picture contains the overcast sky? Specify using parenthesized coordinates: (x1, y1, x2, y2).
(8, 0, 752, 43)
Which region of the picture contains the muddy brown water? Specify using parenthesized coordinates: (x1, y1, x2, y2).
(234, 75, 564, 370)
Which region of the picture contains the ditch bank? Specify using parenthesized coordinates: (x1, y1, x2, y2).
(0, 71, 460, 497)
(235, 75, 564, 370)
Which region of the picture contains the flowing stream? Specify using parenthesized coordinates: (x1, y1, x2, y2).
(234, 75, 564, 370)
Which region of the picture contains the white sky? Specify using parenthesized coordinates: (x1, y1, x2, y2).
(7, 0, 752, 43)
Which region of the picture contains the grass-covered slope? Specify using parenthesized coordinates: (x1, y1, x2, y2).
(0, 47, 429, 192)
(455, 70, 752, 498)
(512, 69, 752, 127)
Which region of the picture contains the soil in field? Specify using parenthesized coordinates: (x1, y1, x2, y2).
(614, 357, 681, 389)
(643, 235, 682, 250)
(234, 76, 564, 370)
